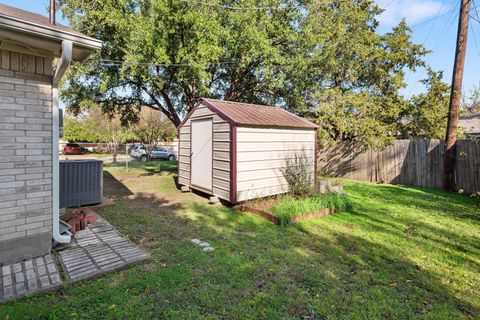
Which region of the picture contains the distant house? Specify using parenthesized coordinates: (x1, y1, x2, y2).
(0, 4, 101, 264)
(459, 114, 480, 138)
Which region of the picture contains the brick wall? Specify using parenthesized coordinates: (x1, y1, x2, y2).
(0, 49, 54, 264)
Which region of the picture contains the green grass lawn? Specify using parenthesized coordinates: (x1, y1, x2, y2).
(1, 163, 479, 319)
(103, 161, 179, 197)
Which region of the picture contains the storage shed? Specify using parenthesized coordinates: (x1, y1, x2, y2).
(177, 98, 319, 204)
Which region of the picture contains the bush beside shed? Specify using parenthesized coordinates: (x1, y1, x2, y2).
(177, 98, 318, 204)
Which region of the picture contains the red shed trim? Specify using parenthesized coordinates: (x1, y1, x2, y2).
(230, 124, 237, 204)
(314, 128, 318, 186)
(177, 99, 235, 130)
(177, 127, 180, 181)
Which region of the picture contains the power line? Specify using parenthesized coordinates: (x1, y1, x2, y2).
(381, 0, 396, 10)
(411, 4, 480, 30)
(96, 59, 241, 67)
(405, 1, 460, 96)
(473, 0, 480, 21)
(181, 0, 395, 11)
(179, 0, 339, 10)
(403, 1, 448, 91)
(411, 6, 457, 30)
(429, 2, 461, 58)
(470, 0, 480, 59)
(470, 24, 480, 60)
(421, 1, 448, 43)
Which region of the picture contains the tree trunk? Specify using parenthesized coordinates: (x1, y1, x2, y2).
(110, 143, 118, 163)
(112, 148, 118, 163)
(146, 143, 154, 161)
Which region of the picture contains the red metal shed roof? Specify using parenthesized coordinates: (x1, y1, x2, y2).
(199, 98, 318, 129)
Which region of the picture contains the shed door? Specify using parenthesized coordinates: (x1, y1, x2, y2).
(191, 119, 213, 191)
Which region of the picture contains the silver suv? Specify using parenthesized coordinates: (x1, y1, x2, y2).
(130, 145, 177, 162)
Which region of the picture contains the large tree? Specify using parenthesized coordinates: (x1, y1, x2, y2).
(288, 11, 430, 148)
(400, 69, 450, 139)
(59, 0, 440, 147)
(59, 0, 307, 126)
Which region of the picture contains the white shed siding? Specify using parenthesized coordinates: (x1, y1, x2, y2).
(178, 103, 231, 201)
(236, 127, 316, 202)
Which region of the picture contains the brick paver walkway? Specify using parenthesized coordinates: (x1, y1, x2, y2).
(0, 254, 62, 302)
(58, 218, 149, 282)
(0, 216, 149, 303)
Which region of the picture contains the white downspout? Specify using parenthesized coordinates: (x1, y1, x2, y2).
(52, 40, 73, 244)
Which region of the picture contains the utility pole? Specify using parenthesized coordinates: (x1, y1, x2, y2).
(49, 0, 56, 25)
(443, 0, 471, 191)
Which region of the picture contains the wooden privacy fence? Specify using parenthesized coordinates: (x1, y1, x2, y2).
(318, 139, 480, 194)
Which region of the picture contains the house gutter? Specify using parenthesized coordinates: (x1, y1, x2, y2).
(51, 40, 72, 244)
(0, 14, 102, 51)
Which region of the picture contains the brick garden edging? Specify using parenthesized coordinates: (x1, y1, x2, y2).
(235, 205, 335, 225)
(235, 205, 280, 225)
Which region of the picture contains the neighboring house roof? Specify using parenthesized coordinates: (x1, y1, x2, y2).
(459, 114, 480, 136)
(0, 3, 102, 61)
(0, 4, 86, 37)
(182, 98, 318, 129)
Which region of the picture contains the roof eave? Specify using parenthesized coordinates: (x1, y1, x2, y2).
(235, 123, 318, 130)
(278, 108, 319, 128)
(200, 98, 237, 125)
(178, 98, 320, 130)
(0, 14, 102, 54)
(177, 98, 236, 130)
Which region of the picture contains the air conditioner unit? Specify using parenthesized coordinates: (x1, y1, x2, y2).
(59, 160, 103, 208)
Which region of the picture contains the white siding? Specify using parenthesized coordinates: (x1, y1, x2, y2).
(236, 127, 316, 202)
(178, 103, 231, 201)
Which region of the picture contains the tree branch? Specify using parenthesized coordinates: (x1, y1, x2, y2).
(141, 85, 180, 126)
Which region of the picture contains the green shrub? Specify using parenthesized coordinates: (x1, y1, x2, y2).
(281, 152, 315, 197)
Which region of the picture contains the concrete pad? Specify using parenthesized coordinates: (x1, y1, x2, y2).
(209, 196, 221, 205)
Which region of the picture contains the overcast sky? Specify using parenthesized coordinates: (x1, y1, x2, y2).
(1, 0, 479, 97)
